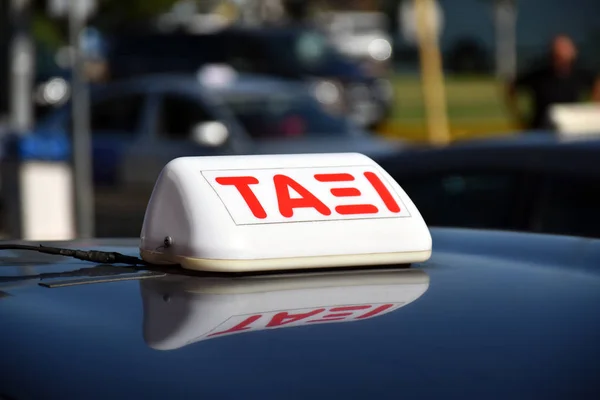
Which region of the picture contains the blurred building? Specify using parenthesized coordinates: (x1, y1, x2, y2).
(442, 0, 599, 63)
(385, 0, 600, 74)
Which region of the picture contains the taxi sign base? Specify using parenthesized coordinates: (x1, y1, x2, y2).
(140, 249, 432, 273)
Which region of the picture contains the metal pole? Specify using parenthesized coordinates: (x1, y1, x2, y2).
(415, 0, 450, 146)
(3, 0, 33, 239)
(9, 0, 34, 134)
(0, 1, 10, 120)
(69, 0, 95, 238)
(494, 0, 517, 79)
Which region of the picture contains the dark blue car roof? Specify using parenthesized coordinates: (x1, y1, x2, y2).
(1, 228, 600, 399)
(81, 73, 313, 106)
(376, 131, 600, 179)
(445, 131, 600, 150)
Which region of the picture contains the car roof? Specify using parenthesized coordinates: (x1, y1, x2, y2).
(222, 25, 314, 37)
(113, 26, 310, 39)
(2, 228, 600, 398)
(378, 131, 600, 178)
(93, 73, 305, 98)
(106, 26, 311, 56)
(203, 74, 308, 97)
(447, 131, 600, 150)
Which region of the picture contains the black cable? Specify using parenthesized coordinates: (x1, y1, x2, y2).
(0, 244, 148, 266)
(0, 265, 141, 283)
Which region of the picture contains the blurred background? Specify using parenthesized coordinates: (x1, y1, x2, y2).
(1, 0, 599, 240)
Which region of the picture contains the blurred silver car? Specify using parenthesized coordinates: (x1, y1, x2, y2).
(33, 71, 406, 236)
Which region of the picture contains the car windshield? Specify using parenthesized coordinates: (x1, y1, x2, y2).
(36, 43, 65, 79)
(220, 91, 352, 140)
(269, 31, 343, 74)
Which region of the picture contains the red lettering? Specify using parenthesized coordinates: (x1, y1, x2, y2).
(335, 204, 379, 215)
(266, 309, 325, 327)
(314, 173, 354, 182)
(215, 171, 401, 221)
(208, 315, 262, 337)
(355, 304, 395, 320)
(364, 172, 401, 213)
(307, 306, 373, 323)
(215, 176, 266, 218)
(330, 187, 361, 197)
(314, 172, 379, 216)
(273, 175, 331, 218)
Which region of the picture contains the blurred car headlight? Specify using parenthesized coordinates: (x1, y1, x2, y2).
(197, 64, 238, 88)
(368, 38, 392, 62)
(313, 80, 340, 105)
(35, 78, 70, 106)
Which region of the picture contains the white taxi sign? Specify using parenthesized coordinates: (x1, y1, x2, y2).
(141, 269, 430, 350)
(139, 153, 432, 272)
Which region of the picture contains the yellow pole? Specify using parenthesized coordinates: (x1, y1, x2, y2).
(414, 0, 450, 146)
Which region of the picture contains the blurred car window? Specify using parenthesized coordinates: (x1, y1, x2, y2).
(268, 31, 339, 75)
(109, 34, 228, 77)
(226, 36, 270, 74)
(221, 92, 350, 140)
(158, 94, 215, 140)
(108, 30, 349, 79)
(90, 94, 144, 134)
(400, 172, 521, 230)
(535, 174, 600, 238)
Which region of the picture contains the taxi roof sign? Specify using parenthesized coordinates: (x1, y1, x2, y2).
(139, 153, 432, 272)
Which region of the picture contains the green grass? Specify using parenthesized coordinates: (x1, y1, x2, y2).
(380, 75, 527, 142)
(392, 76, 510, 120)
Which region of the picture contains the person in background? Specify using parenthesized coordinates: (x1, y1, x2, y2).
(506, 34, 600, 130)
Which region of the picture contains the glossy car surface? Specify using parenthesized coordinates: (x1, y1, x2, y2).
(1, 228, 599, 399)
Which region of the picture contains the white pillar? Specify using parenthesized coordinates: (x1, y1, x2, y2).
(1, 136, 76, 241)
(19, 161, 76, 240)
(68, 0, 95, 238)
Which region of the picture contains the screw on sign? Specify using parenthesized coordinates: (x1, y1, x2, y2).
(207, 303, 399, 338)
(205, 166, 409, 225)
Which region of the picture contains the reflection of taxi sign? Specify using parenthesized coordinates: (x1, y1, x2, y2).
(550, 103, 600, 138)
(141, 269, 429, 350)
(139, 153, 432, 272)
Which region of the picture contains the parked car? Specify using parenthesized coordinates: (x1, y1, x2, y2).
(33, 44, 72, 121)
(23, 72, 404, 237)
(315, 11, 394, 76)
(105, 27, 394, 129)
(377, 132, 600, 238)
